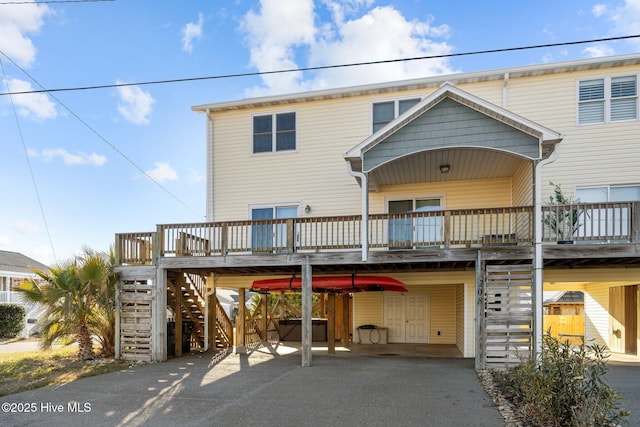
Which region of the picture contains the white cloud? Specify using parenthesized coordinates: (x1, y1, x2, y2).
(182, 12, 204, 53)
(241, 1, 455, 96)
(28, 147, 107, 166)
(188, 170, 204, 183)
(583, 45, 616, 57)
(0, 1, 49, 68)
(15, 220, 41, 234)
(115, 82, 155, 125)
(146, 161, 178, 182)
(592, 4, 608, 17)
(593, 0, 640, 52)
(3, 78, 57, 120)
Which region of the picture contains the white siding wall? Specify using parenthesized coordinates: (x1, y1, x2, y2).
(584, 283, 610, 348)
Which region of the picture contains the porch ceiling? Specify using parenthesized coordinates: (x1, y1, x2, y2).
(368, 148, 526, 188)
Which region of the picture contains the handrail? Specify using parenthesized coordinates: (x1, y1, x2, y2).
(114, 202, 639, 265)
(215, 297, 234, 347)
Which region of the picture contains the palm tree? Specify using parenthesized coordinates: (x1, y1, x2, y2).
(14, 247, 116, 360)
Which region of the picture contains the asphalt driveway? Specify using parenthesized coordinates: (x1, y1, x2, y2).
(1, 349, 503, 427)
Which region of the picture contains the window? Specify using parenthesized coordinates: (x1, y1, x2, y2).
(372, 98, 421, 132)
(578, 75, 637, 124)
(388, 198, 442, 248)
(251, 205, 298, 251)
(253, 112, 296, 153)
(576, 184, 640, 240)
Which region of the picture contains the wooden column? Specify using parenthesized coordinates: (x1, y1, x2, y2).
(320, 292, 326, 318)
(154, 268, 168, 362)
(327, 293, 336, 354)
(236, 288, 246, 353)
(341, 294, 350, 348)
(174, 277, 183, 358)
(207, 273, 216, 350)
(261, 293, 268, 341)
(301, 257, 312, 367)
(475, 251, 485, 370)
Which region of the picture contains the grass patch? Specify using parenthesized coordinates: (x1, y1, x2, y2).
(0, 342, 129, 397)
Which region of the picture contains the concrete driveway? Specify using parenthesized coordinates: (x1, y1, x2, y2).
(1, 347, 503, 427)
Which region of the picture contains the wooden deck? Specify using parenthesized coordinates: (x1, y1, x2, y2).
(115, 202, 640, 271)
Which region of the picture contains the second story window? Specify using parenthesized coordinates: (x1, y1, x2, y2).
(253, 112, 296, 153)
(372, 98, 420, 132)
(578, 75, 637, 124)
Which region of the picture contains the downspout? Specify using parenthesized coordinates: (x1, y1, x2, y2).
(347, 161, 369, 262)
(533, 146, 559, 359)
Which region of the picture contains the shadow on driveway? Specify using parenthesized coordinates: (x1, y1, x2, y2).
(0, 349, 503, 427)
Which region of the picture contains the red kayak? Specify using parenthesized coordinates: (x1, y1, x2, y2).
(251, 275, 407, 294)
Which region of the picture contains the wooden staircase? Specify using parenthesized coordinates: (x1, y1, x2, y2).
(167, 272, 234, 352)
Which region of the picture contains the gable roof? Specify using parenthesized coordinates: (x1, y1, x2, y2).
(192, 53, 640, 113)
(0, 250, 49, 275)
(344, 82, 563, 163)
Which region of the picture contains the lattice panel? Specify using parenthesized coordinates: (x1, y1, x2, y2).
(484, 264, 533, 369)
(119, 280, 153, 361)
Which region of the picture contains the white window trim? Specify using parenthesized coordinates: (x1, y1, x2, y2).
(384, 194, 446, 213)
(248, 203, 301, 219)
(575, 183, 640, 201)
(576, 74, 639, 126)
(371, 97, 422, 132)
(250, 111, 298, 155)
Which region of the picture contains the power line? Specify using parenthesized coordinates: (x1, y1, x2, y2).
(2, 55, 205, 221)
(0, 1, 115, 4)
(1, 34, 639, 96)
(0, 57, 58, 264)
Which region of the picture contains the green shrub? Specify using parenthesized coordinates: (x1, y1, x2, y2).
(0, 304, 26, 339)
(491, 333, 629, 426)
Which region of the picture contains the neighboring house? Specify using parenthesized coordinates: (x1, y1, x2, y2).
(114, 53, 640, 368)
(0, 250, 49, 337)
(543, 291, 584, 315)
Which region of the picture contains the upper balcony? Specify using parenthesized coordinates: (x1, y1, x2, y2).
(115, 202, 640, 267)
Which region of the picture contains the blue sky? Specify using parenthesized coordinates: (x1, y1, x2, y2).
(1, 0, 639, 266)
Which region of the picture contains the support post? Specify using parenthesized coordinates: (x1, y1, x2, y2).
(236, 288, 246, 353)
(327, 293, 336, 355)
(175, 276, 183, 358)
(302, 257, 312, 367)
(341, 294, 350, 348)
(154, 267, 167, 362)
(475, 251, 485, 370)
(261, 293, 268, 341)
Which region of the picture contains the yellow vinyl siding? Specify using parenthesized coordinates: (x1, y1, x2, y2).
(210, 61, 640, 221)
(456, 284, 464, 352)
(584, 282, 611, 348)
(353, 292, 383, 327)
(512, 161, 532, 206)
(372, 177, 512, 211)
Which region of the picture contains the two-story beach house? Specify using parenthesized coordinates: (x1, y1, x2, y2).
(114, 53, 640, 369)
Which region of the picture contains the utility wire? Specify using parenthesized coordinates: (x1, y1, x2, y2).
(1, 34, 639, 96)
(1, 54, 205, 221)
(0, 57, 58, 264)
(0, 1, 114, 4)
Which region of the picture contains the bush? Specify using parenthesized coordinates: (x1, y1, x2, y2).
(0, 304, 25, 339)
(491, 334, 629, 426)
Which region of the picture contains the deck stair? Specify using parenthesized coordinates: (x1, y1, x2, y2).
(167, 273, 233, 351)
